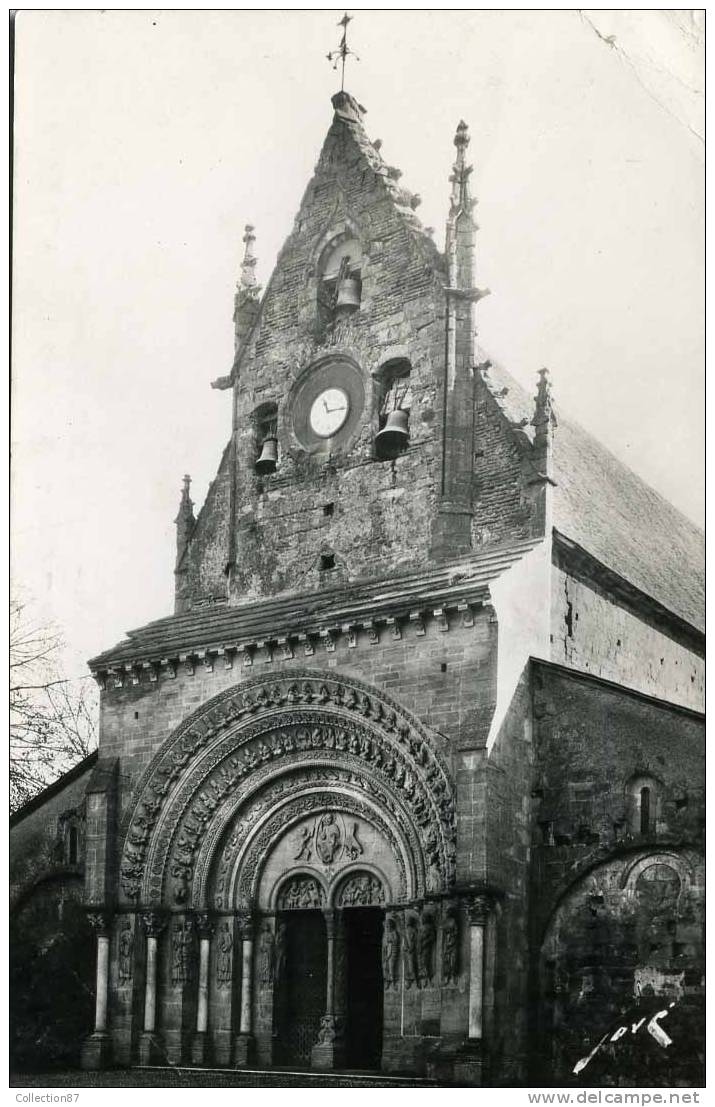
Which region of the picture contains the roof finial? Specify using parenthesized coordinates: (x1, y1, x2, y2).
(238, 224, 259, 298)
(174, 474, 195, 570)
(449, 120, 474, 215)
(327, 12, 359, 92)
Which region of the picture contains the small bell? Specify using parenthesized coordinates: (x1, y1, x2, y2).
(255, 435, 278, 474)
(335, 275, 361, 314)
(375, 409, 409, 456)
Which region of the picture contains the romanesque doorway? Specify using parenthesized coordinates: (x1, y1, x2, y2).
(274, 910, 327, 1066)
(344, 907, 384, 1070)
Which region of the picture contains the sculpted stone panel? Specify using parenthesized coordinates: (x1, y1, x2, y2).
(217, 780, 408, 909)
(119, 671, 455, 906)
(335, 872, 385, 907)
(276, 875, 325, 910)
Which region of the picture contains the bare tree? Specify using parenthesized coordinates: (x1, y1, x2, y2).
(10, 596, 98, 812)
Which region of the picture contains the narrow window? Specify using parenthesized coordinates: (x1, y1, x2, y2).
(640, 787, 651, 835)
(68, 826, 79, 865)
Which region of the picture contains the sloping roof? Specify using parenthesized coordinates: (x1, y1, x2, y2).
(480, 356, 704, 632)
(89, 537, 540, 670)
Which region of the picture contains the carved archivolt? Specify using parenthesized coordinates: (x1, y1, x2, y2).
(119, 670, 455, 906)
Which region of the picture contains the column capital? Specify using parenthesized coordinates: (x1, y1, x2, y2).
(322, 908, 337, 938)
(236, 910, 254, 939)
(86, 910, 112, 936)
(140, 910, 167, 938)
(194, 911, 215, 938)
(466, 894, 492, 925)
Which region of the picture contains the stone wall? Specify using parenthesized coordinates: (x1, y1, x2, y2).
(530, 662, 704, 1086)
(98, 606, 498, 822)
(551, 565, 704, 712)
(180, 98, 451, 611)
(10, 756, 98, 1070)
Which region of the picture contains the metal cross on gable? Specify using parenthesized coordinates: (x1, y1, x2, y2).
(326, 12, 359, 92)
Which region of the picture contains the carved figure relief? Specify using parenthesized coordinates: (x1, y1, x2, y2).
(278, 875, 324, 910)
(171, 918, 194, 986)
(403, 915, 419, 988)
(293, 825, 315, 862)
(118, 920, 133, 983)
(316, 813, 341, 864)
(382, 915, 401, 989)
(418, 911, 436, 985)
(343, 821, 363, 860)
(274, 920, 287, 983)
(635, 863, 682, 917)
(216, 922, 233, 987)
(337, 873, 385, 907)
(441, 909, 458, 984)
(259, 923, 274, 985)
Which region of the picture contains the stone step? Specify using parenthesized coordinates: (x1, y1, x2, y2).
(136, 1064, 438, 1088)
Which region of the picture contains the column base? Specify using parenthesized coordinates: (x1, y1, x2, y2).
(80, 1032, 112, 1071)
(233, 1032, 255, 1068)
(138, 1032, 164, 1066)
(191, 1031, 209, 1066)
(310, 1015, 345, 1070)
(452, 1038, 484, 1086)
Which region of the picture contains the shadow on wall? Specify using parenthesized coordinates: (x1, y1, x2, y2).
(10, 875, 93, 1071)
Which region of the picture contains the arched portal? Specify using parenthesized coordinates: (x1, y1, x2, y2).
(116, 669, 456, 1070)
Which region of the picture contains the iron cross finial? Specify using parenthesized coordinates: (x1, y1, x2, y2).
(327, 12, 359, 92)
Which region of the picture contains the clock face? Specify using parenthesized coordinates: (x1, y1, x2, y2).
(309, 388, 350, 438)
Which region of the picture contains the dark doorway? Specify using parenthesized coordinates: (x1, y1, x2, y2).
(274, 911, 327, 1066)
(344, 907, 384, 1069)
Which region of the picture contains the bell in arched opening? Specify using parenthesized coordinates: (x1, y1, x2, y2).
(375, 409, 409, 457)
(335, 274, 362, 315)
(255, 435, 278, 475)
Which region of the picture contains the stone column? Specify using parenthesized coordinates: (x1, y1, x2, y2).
(191, 912, 215, 1065)
(80, 910, 113, 1070)
(233, 910, 255, 1067)
(467, 895, 490, 1040)
(311, 909, 345, 1070)
(138, 911, 166, 1065)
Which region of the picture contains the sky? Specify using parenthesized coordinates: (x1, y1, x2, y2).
(11, 10, 704, 678)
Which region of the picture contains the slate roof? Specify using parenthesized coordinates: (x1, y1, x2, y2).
(480, 356, 704, 632)
(89, 537, 540, 670)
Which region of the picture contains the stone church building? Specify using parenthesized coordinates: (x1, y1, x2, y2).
(10, 90, 704, 1086)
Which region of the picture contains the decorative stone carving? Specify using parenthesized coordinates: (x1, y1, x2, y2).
(171, 918, 194, 986)
(216, 921, 233, 987)
(274, 920, 287, 983)
(278, 876, 324, 910)
(441, 907, 459, 984)
(139, 911, 166, 938)
(120, 671, 455, 904)
(336, 873, 385, 907)
(259, 923, 274, 984)
(343, 821, 363, 860)
(382, 914, 400, 989)
(195, 911, 215, 938)
(315, 813, 341, 864)
(316, 1014, 344, 1045)
(87, 911, 112, 936)
(467, 893, 492, 925)
(403, 914, 419, 988)
(418, 911, 436, 985)
(118, 919, 134, 983)
(293, 824, 315, 862)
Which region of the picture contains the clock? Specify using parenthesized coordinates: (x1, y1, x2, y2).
(290, 357, 365, 453)
(309, 388, 350, 438)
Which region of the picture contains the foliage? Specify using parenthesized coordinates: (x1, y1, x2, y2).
(10, 597, 98, 812)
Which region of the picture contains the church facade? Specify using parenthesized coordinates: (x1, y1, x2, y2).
(10, 90, 704, 1086)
